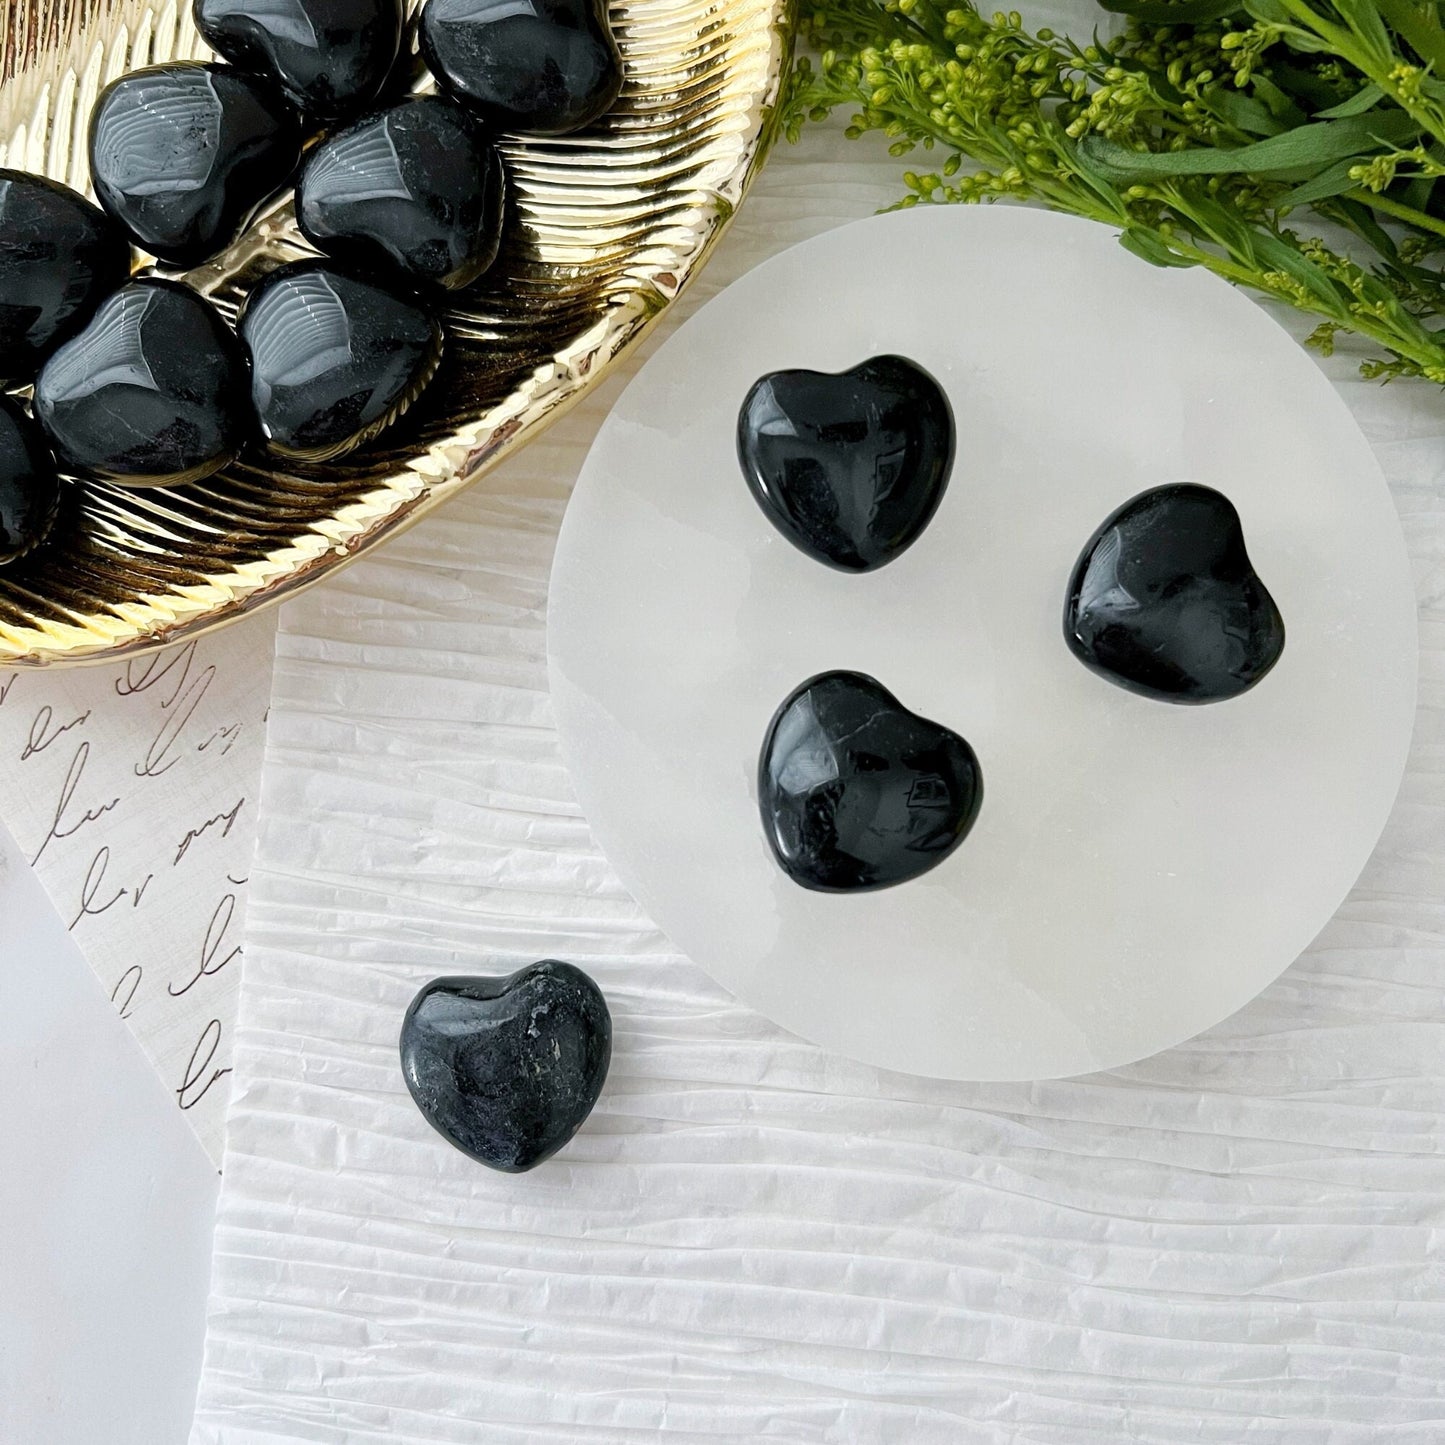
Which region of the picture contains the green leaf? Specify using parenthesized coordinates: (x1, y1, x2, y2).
(1079, 110, 1422, 180)
(1118, 227, 1199, 267)
(1202, 88, 1290, 135)
(1373, 0, 1445, 70)
(1096, 0, 1244, 21)
(1332, 195, 1403, 260)
(1270, 62, 1355, 111)
(1316, 82, 1385, 118)
(1330, 0, 1396, 60)
(1276, 156, 1366, 204)
(1249, 75, 1309, 128)
(1243, 0, 1297, 26)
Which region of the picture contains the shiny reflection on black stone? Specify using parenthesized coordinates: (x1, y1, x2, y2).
(0, 397, 61, 564)
(195, 0, 403, 120)
(297, 96, 505, 293)
(420, 0, 622, 136)
(1064, 483, 1286, 704)
(759, 671, 983, 893)
(0, 172, 132, 385)
(400, 961, 612, 1172)
(737, 355, 953, 573)
(33, 279, 250, 487)
(239, 261, 443, 461)
(89, 62, 303, 268)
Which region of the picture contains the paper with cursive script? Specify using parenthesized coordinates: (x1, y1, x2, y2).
(0, 617, 275, 1165)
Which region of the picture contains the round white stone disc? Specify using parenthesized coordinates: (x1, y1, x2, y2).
(547, 204, 1417, 1080)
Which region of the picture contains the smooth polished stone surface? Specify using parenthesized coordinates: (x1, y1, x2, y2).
(0, 397, 60, 564)
(195, 0, 403, 120)
(0, 172, 132, 385)
(34, 279, 250, 486)
(420, 0, 622, 136)
(89, 63, 303, 268)
(239, 261, 444, 461)
(1065, 483, 1286, 704)
(297, 96, 505, 292)
(737, 355, 954, 573)
(400, 961, 612, 1172)
(759, 671, 982, 893)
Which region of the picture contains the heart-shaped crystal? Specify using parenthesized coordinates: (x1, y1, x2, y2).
(0, 397, 60, 565)
(1064, 484, 1286, 704)
(420, 0, 622, 136)
(34, 279, 251, 487)
(239, 261, 444, 461)
(0, 172, 132, 385)
(400, 961, 612, 1172)
(759, 671, 983, 892)
(737, 355, 954, 573)
(89, 62, 303, 269)
(297, 96, 505, 293)
(194, 0, 404, 120)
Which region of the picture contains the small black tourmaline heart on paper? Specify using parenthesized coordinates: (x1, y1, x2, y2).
(759, 671, 983, 893)
(1064, 483, 1286, 704)
(737, 355, 954, 573)
(400, 961, 612, 1173)
(420, 0, 622, 136)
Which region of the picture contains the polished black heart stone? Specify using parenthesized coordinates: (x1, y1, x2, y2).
(89, 62, 303, 268)
(239, 261, 444, 461)
(34, 279, 251, 486)
(759, 671, 983, 893)
(297, 96, 505, 292)
(737, 355, 954, 573)
(420, 0, 623, 136)
(400, 961, 612, 1172)
(0, 396, 61, 565)
(0, 172, 132, 385)
(1064, 483, 1286, 704)
(195, 0, 404, 120)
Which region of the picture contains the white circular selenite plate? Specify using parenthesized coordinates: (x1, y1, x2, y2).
(547, 204, 1418, 1080)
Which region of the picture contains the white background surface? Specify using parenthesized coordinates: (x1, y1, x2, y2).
(549, 203, 1418, 1081)
(3, 68, 1444, 1445)
(0, 819, 218, 1445)
(189, 119, 1445, 1443)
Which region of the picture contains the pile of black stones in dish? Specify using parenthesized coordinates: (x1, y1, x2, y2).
(0, 0, 621, 565)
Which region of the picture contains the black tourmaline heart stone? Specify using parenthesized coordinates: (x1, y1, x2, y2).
(0, 397, 61, 564)
(297, 96, 505, 293)
(194, 0, 404, 121)
(0, 172, 132, 385)
(33, 279, 251, 486)
(737, 355, 954, 573)
(759, 671, 983, 893)
(420, 0, 622, 136)
(89, 62, 303, 269)
(1064, 483, 1286, 704)
(239, 261, 444, 461)
(400, 961, 612, 1172)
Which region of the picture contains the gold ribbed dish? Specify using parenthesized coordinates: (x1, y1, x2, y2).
(0, 0, 790, 664)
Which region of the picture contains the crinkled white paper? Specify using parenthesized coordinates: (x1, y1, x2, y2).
(191, 123, 1445, 1442)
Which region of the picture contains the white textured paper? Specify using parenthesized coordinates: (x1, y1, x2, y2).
(192, 121, 1445, 1441)
(0, 618, 275, 1164)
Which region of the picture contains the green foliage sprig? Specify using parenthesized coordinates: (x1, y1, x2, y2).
(783, 0, 1445, 381)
